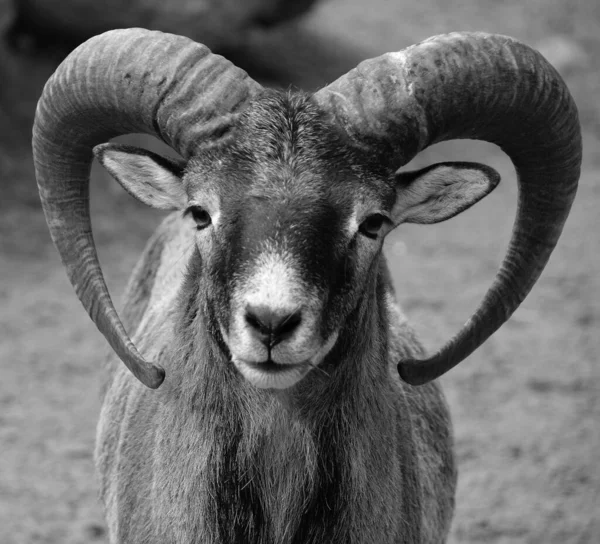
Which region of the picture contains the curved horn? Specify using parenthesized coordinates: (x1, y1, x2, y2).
(33, 28, 262, 388)
(314, 32, 581, 385)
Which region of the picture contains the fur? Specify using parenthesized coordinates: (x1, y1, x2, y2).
(96, 215, 456, 543)
(95, 91, 457, 543)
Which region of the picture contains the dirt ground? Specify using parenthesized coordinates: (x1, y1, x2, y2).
(0, 0, 598, 542)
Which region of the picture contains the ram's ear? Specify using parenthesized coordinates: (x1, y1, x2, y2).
(392, 161, 500, 225)
(94, 143, 187, 210)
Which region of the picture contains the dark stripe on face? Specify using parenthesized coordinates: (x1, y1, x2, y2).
(231, 193, 346, 293)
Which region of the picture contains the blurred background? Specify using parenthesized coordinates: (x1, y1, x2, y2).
(0, 0, 598, 542)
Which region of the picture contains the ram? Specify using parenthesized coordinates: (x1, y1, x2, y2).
(33, 29, 581, 543)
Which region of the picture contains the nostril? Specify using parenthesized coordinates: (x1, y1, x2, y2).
(276, 311, 301, 337)
(245, 310, 267, 334)
(244, 304, 302, 346)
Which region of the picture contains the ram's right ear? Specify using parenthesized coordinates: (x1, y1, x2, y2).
(94, 143, 187, 210)
(391, 161, 500, 225)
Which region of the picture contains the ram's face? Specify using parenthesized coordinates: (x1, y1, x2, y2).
(97, 91, 499, 390)
(184, 94, 395, 389)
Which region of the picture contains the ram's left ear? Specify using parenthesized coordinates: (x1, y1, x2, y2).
(391, 161, 501, 225)
(94, 143, 188, 210)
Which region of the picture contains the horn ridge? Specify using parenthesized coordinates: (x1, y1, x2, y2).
(315, 32, 581, 385)
(33, 28, 262, 388)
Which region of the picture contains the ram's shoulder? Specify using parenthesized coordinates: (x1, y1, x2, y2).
(385, 290, 450, 423)
(385, 291, 456, 542)
(120, 213, 192, 332)
(100, 213, 192, 394)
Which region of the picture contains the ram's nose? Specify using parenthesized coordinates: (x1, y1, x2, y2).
(244, 304, 302, 347)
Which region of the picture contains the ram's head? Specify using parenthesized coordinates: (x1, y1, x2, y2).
(33, 29, 581, 389)
(93, 92, 500, 389)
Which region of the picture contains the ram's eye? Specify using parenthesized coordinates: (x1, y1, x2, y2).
(359, 213, 387, 239)
(186, 206, 212, 230)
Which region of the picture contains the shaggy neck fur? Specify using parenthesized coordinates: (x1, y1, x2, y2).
(152, 253, 422, 543)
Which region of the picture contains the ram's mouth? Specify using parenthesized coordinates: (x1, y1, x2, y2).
(233, 358, 313, 389)
(246, 360, 307, 372)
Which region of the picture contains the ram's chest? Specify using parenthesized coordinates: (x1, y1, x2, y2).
(147, 405, 338, 543)
(98, 382, 419, 544)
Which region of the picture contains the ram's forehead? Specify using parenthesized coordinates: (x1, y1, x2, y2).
(233, 91, 360, 175)
(184, 90, 396, 208)
(185, 159, 360, 212)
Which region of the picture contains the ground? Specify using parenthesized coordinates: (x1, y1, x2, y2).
(0, 0, 598, 542)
